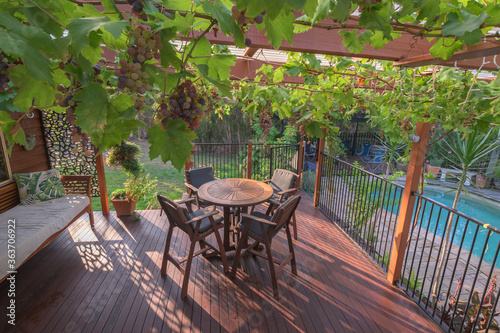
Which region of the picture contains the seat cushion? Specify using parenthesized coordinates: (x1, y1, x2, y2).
(187, 167, 215, 189)
(188, 208, 223, 234)
(269, 169, 295, 196)
(239, 212, 283, 238)
(0, 194, 90, 279)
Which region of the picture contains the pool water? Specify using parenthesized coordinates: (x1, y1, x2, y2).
(389, 187, 500, 267)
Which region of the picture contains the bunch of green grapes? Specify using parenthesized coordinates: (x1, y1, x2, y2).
(115, 25, 161, 109)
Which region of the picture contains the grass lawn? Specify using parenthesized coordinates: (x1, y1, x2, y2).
(91, 138, 186, 211)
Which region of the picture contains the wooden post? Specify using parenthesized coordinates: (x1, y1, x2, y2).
(313, 129, 326, 207)
(387, 122, 431, 284)
(95, 151, 109, 215)
(297, 141, 304, 189)
(247, 141, 252, 179)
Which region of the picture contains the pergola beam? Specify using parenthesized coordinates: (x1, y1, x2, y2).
(394, 40, 500, 68)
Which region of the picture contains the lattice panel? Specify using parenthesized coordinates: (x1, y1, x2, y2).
(41, 111, 100, 197)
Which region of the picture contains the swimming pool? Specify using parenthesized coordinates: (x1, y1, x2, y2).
(404, 187, 500, 267)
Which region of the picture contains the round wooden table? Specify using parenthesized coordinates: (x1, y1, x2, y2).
(198, 178, 273, 251)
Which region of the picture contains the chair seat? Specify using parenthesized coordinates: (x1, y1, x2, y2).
(189, 208, 223, 233)
(197, 197, 215, 208)
(267, 193, 282, 206)
(239, 212, 279, 238)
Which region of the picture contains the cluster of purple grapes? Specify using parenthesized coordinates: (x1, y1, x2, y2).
(155, 80, 209, 130)
(231, 6, 266, 47)
(258, 109, 272, 137)
(0, 53, 13, 94)
(70, 127, 92, 157)
(115, 60, 152, 110)
(127, 0, 147, 20)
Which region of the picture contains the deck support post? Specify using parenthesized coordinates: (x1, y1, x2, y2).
(297, 141, 304, 189)
(313, 129, 326, 207)
(247, 141, 252, 179)
(387, 122, 431, 284)
(95, 151, 109, 215)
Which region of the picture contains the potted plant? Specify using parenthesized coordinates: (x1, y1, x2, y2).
(106, 141, 157, 216)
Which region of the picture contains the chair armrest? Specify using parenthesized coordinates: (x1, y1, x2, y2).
(60, 175, 91, 197)
(240, 213, 276, 226)
(185, 210, 219, 225)
(262, 179, 272, 184)
(277, 187, 298, 196)
(184, 183, 199, 193)
(175, 197, 196, 205)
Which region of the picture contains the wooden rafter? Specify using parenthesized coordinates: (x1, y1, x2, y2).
(394, 40, 500, 68)
(242, 47, 259, 57)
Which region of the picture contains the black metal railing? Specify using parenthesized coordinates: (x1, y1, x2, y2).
(401, 192, 500, 333)
(251, 143, 299, 180)
(192, 143, 247, 178)
(339, 132, 382, 155)
(317, 153, 500, 332)
(192, 142, 299, 180)
(318, 154, 404, 271)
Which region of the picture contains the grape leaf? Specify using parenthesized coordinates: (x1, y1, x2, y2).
(8, 65, 60, 111)
(207, 54, 236, 80)
(74, 83, 143, 150)
(442, 11, 488, 37)
(263, 11, 295, 49)
(331, 0, 351, 23)
(67, 17, 128, 53)
(202, 0, 233, 35)
(429, 37, 463, 60)
(160, 29, 182, 70)
(370, 31, 389, 50)
(312, 0, 333, 23)
(303, 54, 321, 70)
(484, 4, 500, 25)
(359, 6, 392, 40)
(305, 120, 324, 138)
(339, 30, 372, 54)
(462, 29, 484, 46)
(147, 121, 197, 172)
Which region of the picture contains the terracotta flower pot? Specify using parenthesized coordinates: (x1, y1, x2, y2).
(111, 198, 137, 216)
(427, 165, 441, 176)
(476, 175, 490, 189)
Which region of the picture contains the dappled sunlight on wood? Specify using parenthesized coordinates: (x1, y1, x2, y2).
(0, 192, 441, 332)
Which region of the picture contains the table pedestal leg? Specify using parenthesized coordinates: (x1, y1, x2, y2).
(223, 206, 233, 251)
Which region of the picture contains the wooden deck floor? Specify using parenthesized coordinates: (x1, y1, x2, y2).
(0, 192, 441, 332)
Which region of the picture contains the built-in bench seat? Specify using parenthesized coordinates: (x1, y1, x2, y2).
(0, 175, 94, 282)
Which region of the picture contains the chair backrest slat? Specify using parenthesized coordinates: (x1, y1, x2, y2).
(270, 195, 301, 233)
(157, 195, 192, 235)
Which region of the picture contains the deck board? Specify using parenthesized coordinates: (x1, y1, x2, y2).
(0, 192, 441, 332)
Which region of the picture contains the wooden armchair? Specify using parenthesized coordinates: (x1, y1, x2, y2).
(260, 169, 300, 239)
(230, 196, 301, 299)
(157, 194, 229, 299)
(184, 166, 217, 209)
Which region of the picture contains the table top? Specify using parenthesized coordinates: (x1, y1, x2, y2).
(198, 178, 273, 207)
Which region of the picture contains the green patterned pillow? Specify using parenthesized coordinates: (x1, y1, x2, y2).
(13, 169, 66, 205)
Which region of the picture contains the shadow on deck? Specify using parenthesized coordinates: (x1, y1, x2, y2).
(0, 192, 441, 332)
